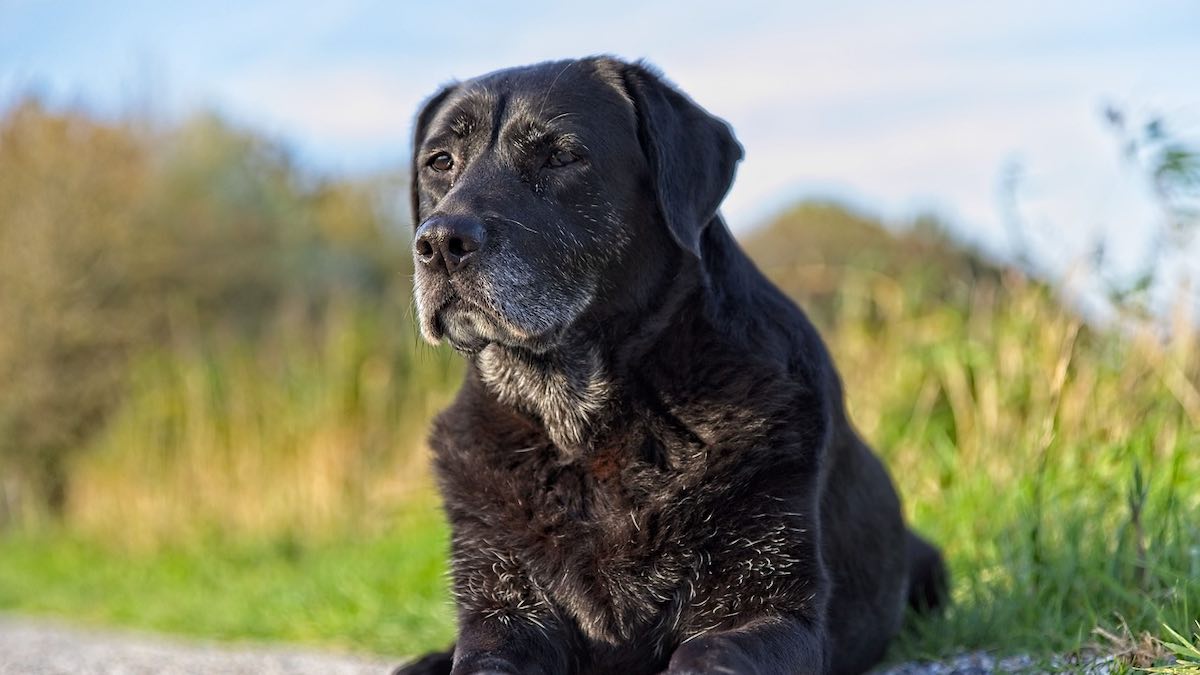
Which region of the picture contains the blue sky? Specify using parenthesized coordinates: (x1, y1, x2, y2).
(3, 0, 1198, 293)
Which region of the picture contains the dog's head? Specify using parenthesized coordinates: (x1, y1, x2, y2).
(410, 57, 742, 354)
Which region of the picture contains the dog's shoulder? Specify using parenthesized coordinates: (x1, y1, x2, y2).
(428, 369, 542, 470)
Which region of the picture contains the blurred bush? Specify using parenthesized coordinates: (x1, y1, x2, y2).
(742, 201, 1001, 328)
(0, 98, 438, 526)
(1, 98, 1196, 577)
(0, 99, 1196, 658)
(67, 303, 460, 548)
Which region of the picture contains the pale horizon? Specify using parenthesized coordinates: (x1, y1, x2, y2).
(4, 0, 1198, 303)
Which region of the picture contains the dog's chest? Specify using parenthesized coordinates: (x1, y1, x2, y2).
(436, 365, 817, 653)
(554, 450, 700, 643)
(454, 429, 700, 646)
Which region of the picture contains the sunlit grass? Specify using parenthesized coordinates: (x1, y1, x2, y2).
(0, 494, 454, 657)
(63, 300, 462, 548)
(817, 268, 1200, 666)
(3, 96, 1197, 670)
(0, 255, 1197, 668)
(1150, 622, 1200, 673)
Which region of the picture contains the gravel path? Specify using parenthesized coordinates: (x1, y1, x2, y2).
(876, 651, 1120, 674)
(0, 617, 397, 675)
(0, 616, 1127, 674)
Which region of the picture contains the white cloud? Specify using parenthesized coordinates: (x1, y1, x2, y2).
(21, 0, 1186, 277)
(218, 66, 422, 144)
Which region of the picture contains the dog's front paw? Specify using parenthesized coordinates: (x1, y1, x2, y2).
(392, 648, 454, 675)
(664, 637, 758, 675)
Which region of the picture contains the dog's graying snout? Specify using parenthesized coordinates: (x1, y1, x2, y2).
(414, 215, 487, 274)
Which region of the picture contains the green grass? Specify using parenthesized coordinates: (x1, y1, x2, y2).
(1, 470, 1194, 666)
(0, 500, 455, 658)
(3, 99, 1197, 670)
(1, 243, 1197, 670)
(1151, 622, 1200, 672)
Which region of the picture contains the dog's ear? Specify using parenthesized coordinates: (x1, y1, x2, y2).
(410, 84, 458, 227)
(619, 61, 743, 258)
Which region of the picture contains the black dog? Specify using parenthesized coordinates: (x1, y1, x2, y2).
(399, 56, 946, 675)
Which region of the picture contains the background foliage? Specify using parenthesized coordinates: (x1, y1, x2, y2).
(0, 98, 1197, 668)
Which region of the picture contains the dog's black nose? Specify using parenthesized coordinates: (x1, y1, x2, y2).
(414, 216, 486, 274)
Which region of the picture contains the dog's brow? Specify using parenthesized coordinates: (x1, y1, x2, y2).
(539, 111, 588, 150)
(545, 112, 577, 124)
(537, 61, 577, 117)
(517, 111, 582, 140)
(448, 114, 476, 138)
(507, 123, 587, 155)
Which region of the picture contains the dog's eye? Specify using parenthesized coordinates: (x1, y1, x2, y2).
(428, 152, 454, 172)
(545, 149, 578, 168)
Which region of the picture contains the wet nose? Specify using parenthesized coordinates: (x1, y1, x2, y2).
(413, 216, 487, 275)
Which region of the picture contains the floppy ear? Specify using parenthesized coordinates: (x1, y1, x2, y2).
(409, 84, 458, 227)
(619, 61, 743, 257)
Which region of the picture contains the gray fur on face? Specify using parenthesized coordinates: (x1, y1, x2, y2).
(409, 72, 631, 359)
(413, 241, 600, 354)
(477, 343, 610, 453)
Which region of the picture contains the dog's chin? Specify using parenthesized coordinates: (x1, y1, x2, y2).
(427, 304, 567, 356)
(439, 310, 494, 355)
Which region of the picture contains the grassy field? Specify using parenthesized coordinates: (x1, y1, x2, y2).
(0, 496, 453, 657)
(1, 260, 1198, 669)
(1, 102, 1198, 671)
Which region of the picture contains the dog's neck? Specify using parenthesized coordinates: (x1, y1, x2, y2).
(472, 263, 697, 456)
(475, 341, 613, 453)
(471, 217, 763, 457)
